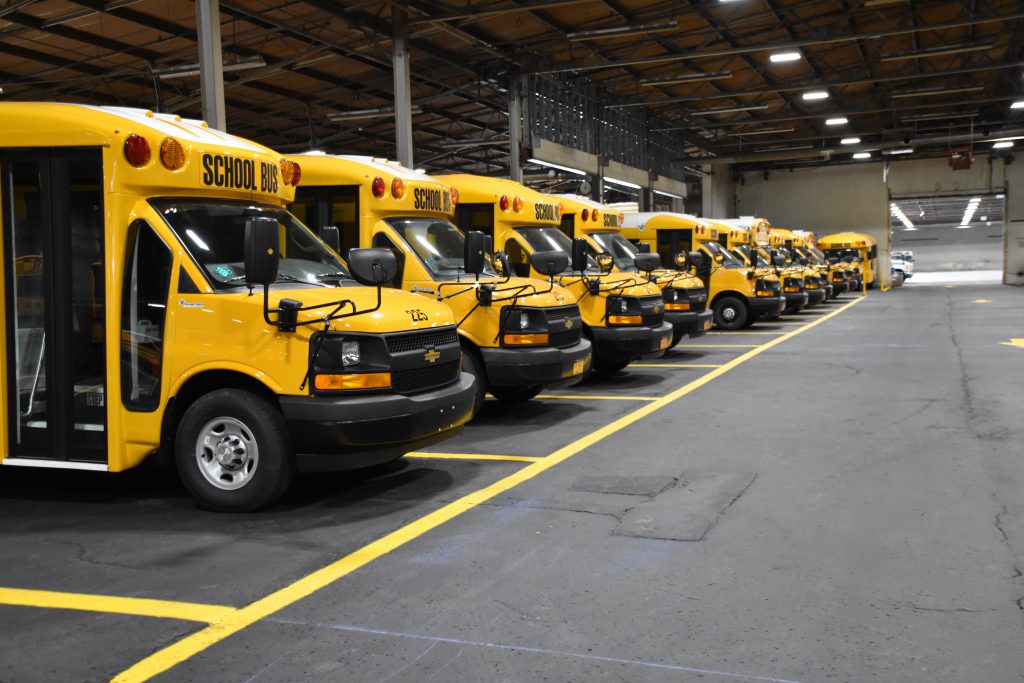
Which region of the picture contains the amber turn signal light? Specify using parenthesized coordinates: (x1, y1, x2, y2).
(314, 372, 391, 390)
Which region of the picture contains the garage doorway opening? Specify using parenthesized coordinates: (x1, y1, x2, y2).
(889, 194, 1003, 284)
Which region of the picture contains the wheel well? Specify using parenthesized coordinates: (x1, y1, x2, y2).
(159, 371, 280, 471)
(711, 291, 749, 308)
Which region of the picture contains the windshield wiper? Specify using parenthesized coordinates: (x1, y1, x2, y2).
(313, 271, 352, 280)
(226, 273, 330, 287)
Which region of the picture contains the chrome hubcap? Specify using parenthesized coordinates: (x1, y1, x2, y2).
(195, 416, 259, 491)
(722, 306, 737, 322)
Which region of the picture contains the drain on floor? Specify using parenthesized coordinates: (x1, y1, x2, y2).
(612, 471, 757, 542)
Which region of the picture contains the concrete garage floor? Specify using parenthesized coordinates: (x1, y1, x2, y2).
(1, 285, 1022, 683)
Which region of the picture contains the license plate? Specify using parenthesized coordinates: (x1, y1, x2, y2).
(659, 336, 670, 350)
(572, 358, 586, 375)
(703, 319, 712, 331)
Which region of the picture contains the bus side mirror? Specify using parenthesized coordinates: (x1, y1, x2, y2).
(530, 250, 569, 276)
(634, 252, 661, 274)
(571, 238, 589, 272)
(244, 216, 280, 286)
(348, 248, 397, 285)
(321, 225, 341, 254)
(464, 230, 488, 275)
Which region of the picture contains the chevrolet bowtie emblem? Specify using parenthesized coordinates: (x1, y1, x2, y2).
(565, 319, 574, 329)
(424, 347, 441, 363)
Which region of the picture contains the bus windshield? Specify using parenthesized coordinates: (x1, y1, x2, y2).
(387, 217, 496, 279)
(735, 244, 768, 267)
(152, 199, 350, 289)
(515, 226, 598, 271)
(703, 240, 745, 269)
(589, 231, 639, 271)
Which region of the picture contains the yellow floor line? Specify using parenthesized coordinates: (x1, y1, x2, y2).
(406, 452, 542, 463)
(113, 295, 866, 683)
(706, 331, 788, 335)
(0, 588, 236, 624)
(631, 363, 724, 369)
(537, 394, 659, 401)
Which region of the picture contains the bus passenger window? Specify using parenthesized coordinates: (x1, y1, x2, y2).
(505, 239, 530, 277)
(371, 233, 405, 288)
(121, 221, 171, 411)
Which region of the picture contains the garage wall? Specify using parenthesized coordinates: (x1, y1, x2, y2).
(1007, 162, 1024, 285)
(893, 223, 1003, 271)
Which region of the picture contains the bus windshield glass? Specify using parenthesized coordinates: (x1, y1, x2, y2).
(515, 226, 598, 271)
(589, 231, 639, 271)
(152, 198, 350, 289)
(702, 240, 745, 268)
(387, 217, 497, 279)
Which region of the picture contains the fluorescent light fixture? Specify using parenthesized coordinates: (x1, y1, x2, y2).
(996, 194, 1005, 199)
(328, 106, 422, 122)
(853, 152, 871, 159)
(567, 19, 678, 41)
(887, 148, 914, 155)
(841, 137, 861, 145)
(755, 144, 814, 152)
(154, 58, 267, 80)
(527, 158, 587, 176)
(881, 43, 994, 62)
(802, 90, 829, 101)
(1011, 101, 1024, 109)
(890, 202, 915, 230)
(654, 189, 684, 199)
(825, 117, 848, 126)
(961, 198, 980, 226)
(728, 127, 795, 136)
(640, 70, 732, 86)
(769, 51, 801, 63)
(901, 111, 979, 123)
(415, 168, 427, 173)
(891, 85, 984, 99)
(993, 141, 1014, 149)
(690, 104, 770, 116)
(604, 176, 643, 190)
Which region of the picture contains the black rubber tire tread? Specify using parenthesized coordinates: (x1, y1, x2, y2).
(671, 331, 685, 347)
(175, 388, 294, 512)
(489, 384, 543, 403)
(592, 357, 633, 375)
(460, 346, 487, 417)
(713, 295, 748, 331)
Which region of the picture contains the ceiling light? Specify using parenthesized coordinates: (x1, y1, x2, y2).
(769, 51, 801, 63)
(327, 106, 422, 121)
(154, 58, 267, 80)
(1011, 101, 1024, 109)
(802, 90, 829, 101)
(825, 117, 848, 126)
(841, 137, 861, 145)
(961, 198, 980, 226)
(994, 141, 1014, 149)
(880, 43, 995, 62)
(887, 148, 914, 155)
(653, 189, 684, 199)
(890, 202, 915, 230)
(728, 127, 795, 136)
(689, 104, 771, 116)
(604, 176, 642, 189)
(567, 19, 678, 41)
(901, 111, 979, 123)
(640, 70, 733, 86)
(853, 152, 871, 159)
(527, 158, 587, 176)
(755, 144, 815, 152)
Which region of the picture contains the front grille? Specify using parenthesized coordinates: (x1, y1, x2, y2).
(687, 287, 708, 311)
(638, 296, 664, 328)
(391, 359, 461, 394)
(385, 326, 459, 354)
(544, 305, 583, 349)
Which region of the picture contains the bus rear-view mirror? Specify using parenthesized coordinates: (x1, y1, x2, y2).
(348, 248, 397, 285)
(321, 225, 341, 254)
(571, 238, 589, 273)
(463, 230, 489, 275)
(634, 252, 661, 274)
(530, 250, 569, 277)
(244, 216, 280, 287)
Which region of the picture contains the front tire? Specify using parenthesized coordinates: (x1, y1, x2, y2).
(593, 357, 632, 375)
(460, 346, 487, 417)
(713, 296, 748, 331)
(175, 388, 294, 512)
(489, 384, 543, 403)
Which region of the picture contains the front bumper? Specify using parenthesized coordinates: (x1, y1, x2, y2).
(481, 338, 592, 388)
(831, 281, 849, 294)
(784, 291, 809, 310)
(749, 295, 785, 318)
(591, 321, 674, 359)
(280, 373, 476, 466)
(666, 309, 714, 338)
(806, 288, 827, 306)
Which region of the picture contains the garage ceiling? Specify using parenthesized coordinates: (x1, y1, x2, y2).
(1, 0, 1022, 175)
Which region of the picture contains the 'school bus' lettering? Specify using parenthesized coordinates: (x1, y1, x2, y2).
(534, 203, 559, 222)
(201, 154, 279, 193)
(413, 187, 451, 213)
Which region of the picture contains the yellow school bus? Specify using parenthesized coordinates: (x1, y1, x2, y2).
(710, 218, 809, 314)
(795, 230, 850, 295)
(437, 175, 673, 374)
(817, 232, 876, 288)
(553, 194, 713, 346)
(291, 155, 592, 415)
(621, 213, 784, 330)
(0, 103, 475, 511)
(769, 227, 828, 306)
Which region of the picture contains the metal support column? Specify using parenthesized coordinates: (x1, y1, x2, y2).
(195, 0, 226, 131)
(393, 7, 414, 168)
(508, 77, 523, 183)
(590, 156, 605, 202)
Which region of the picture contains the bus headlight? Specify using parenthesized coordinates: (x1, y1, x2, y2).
(341, 340, 361, 367)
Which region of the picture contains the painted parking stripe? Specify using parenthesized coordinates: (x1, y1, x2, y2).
(113, 296, 866, 683)
(706, 331, 789, 335)
(630, 363, 724, 369)
(675, 344, 762, 349)
(406, 452, 542, 463)
(537, 394, 660, 401)
(0, 588, 236, 624)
